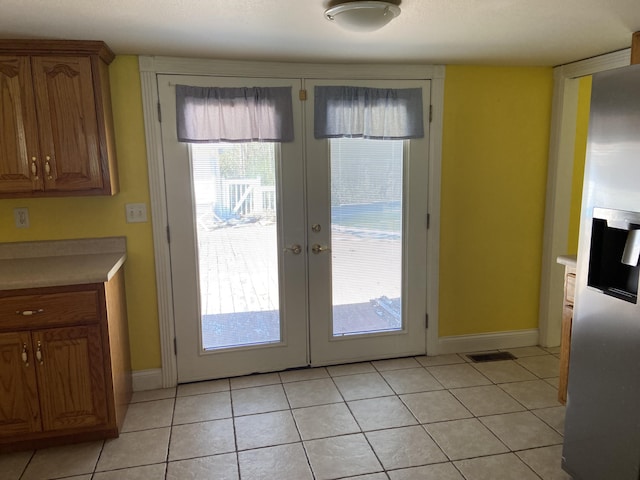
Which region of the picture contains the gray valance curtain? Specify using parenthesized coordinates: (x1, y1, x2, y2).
(314, 86, 424, 140)
(175, 85, 294, 143)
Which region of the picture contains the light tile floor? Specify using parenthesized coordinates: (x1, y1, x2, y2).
(1, 347, 572, 480)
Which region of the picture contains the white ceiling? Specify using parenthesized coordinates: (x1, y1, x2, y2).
(1, 0, 639, 66)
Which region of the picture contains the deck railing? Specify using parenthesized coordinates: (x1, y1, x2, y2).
(222, 179, 275, 217)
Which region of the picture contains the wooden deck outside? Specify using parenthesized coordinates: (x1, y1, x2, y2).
(197, 222, 402, 349)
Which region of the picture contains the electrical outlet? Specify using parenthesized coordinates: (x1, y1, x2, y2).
(14, 207, 30, 228)
(125, 203, 148, 223)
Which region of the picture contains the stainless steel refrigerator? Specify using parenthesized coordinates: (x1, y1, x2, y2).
(562, 64, 640, 479)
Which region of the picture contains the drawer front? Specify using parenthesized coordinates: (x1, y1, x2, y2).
(0, 290, 100, 330)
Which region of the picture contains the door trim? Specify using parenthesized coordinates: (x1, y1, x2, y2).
(537, 48, 630, 348)
(139, 56, 445, 387)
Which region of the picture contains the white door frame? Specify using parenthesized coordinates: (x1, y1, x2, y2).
(537, 48, 630, 347)
(139, 56, 445, 388)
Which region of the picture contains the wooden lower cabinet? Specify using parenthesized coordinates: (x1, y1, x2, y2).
(0, 269, 131, 451)
(0, 331, 41, 436)
(35, 324, 109, 432)
(558, 264, 576, 405)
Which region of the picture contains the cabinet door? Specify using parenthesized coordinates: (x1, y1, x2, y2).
(0, 56, 43, 193)
(34, 324, 108, 431)
(0, 331, 41, 437)
(31, 56, 103, 192)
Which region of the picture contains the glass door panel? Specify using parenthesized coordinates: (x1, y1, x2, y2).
(191, 143, 280, 349)
(330, 138, 404, 336)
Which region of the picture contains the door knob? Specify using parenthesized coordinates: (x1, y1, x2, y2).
(283, 244, 302, 255)
(311, 244, 330, 254)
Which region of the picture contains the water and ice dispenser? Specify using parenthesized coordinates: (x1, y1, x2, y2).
(587, 208, 640, 304)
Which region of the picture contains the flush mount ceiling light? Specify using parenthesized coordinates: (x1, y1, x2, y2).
(324, 1, 401, 32)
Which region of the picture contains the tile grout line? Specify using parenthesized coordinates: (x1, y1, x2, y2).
(162, 386, 178, 479)
(90, 439, 107, 479)
(229, 383, 243, 480)
(465, 357, 565, 473)
(328, 364, 387, 478)
(369, 359, 450, 473)
(278, 373, 317, 480)
(16, 450, 35, 480)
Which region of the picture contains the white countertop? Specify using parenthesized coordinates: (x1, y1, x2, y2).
(0, 237, 126, 290)
(557, 254, 577, 268)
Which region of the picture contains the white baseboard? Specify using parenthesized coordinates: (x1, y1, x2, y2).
(132, 368, 164, 392)
(130, 330, 538, 389)
(436, 329, 539, 355)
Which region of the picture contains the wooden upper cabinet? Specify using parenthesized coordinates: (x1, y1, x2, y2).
(32, 56, 103, 192)
(0, 40, 118, 198)
(0, 56, 43, 193)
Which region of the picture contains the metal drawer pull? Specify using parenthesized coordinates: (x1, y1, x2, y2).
(45, 156, 53, 179)
(36, 341, 43, 365)
(16, 309, 44, 316)
(31, 157, 39, 179)
(22, 344, 29, 367)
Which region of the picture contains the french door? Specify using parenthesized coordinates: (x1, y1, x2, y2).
(159, 75, 430, 382)
(305, 79, 429, 365)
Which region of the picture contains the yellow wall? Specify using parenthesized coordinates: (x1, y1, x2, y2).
(2, 59, 556, 370)
(567, 76, 592, 254)
(0, 56, 161, 371)
(439, 66, 554, 336)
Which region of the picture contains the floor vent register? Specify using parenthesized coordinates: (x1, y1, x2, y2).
(466, 351, 517, 363)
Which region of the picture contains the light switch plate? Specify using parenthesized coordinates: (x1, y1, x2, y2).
(14, 207, 30, 228)
(125, 203, 148, 223)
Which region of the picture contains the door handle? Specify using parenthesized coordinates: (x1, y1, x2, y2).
(283, 244, 302, 255)
(311, 244, 330, 254)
